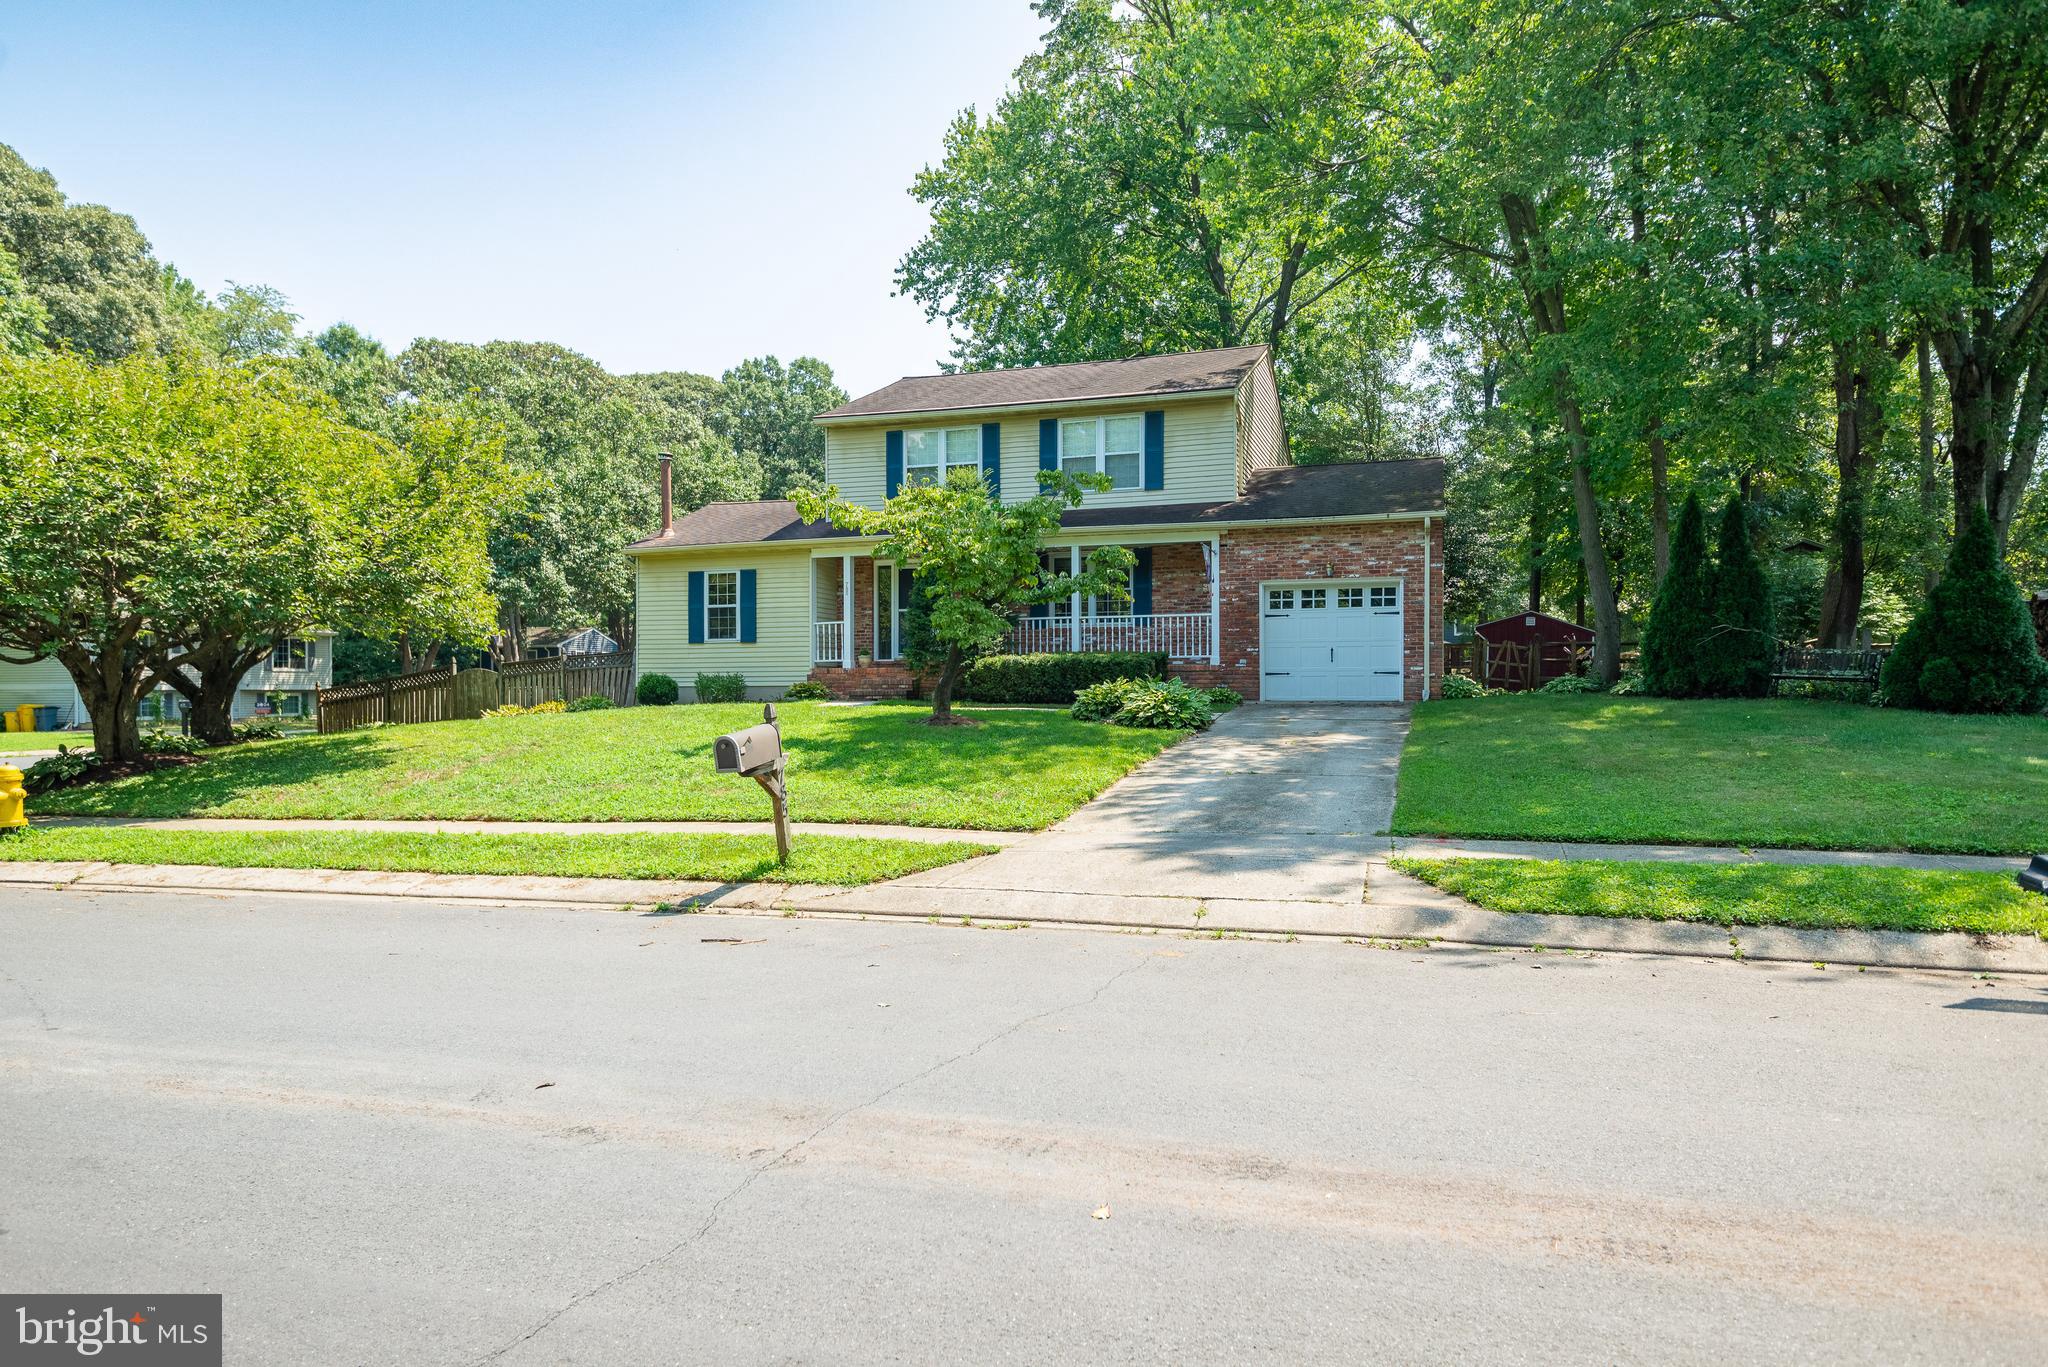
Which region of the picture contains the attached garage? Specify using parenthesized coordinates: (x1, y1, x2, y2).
(1258, 579, 1404, 702)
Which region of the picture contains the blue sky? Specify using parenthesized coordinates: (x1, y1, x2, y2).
(0, 1, 1046, 396)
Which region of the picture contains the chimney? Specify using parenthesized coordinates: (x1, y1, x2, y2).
(657, 452, 674, 535)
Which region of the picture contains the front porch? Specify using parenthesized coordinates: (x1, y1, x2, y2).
(806, 537, 1221, 695)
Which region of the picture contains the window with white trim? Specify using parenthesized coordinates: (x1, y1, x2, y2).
(1059, 414, 1143, 490)
(272, 637, 311, 670)
(1337, 587, 1365, 608)
(1299, 588, 1328, 610)
(904, 427, 982, 486)
(705, 571, 739, 642)
(1267, 588, 1295, 611)
(1370, 586, 1398, 609)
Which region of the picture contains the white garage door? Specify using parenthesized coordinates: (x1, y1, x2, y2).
(1260, 581, 1404, 702)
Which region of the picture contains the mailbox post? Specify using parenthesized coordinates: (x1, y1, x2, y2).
(714, 702, 790, 864)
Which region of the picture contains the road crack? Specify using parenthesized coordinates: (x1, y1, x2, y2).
(466, 954, 1150, 1365)
(0, 967, 57, 1032)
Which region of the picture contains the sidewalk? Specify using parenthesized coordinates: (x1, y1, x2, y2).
(8, 850, 2045, 976)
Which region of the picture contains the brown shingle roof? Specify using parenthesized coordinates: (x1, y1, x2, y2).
(625, 458, 1444, 552)
(816, 346, 1269, 421)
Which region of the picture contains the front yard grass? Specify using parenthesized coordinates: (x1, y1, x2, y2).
(26, 702, 1180, 830)
(0, 827, 994, 886)
(1392, 695, 2048, 854)
(1392, 856, 2047, 939)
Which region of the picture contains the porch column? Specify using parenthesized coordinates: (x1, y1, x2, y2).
(1069, 543, 1082, 651)
(840, 553, 854, 669)
(1207, 535, 1221, 665)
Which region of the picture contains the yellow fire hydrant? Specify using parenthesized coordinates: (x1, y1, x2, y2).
(0, 764, 26, 832)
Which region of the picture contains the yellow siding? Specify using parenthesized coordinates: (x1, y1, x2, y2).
(1236, 355, 1288, 490)
(635, 546, 820, 698)
(824, 394, 1242, 513)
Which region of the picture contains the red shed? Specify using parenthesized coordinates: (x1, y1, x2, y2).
(1473, 612, 1594, 691)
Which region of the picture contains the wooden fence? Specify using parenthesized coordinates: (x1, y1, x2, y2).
(1467, 636, 1592, 691)
(316, 652, 635, 734)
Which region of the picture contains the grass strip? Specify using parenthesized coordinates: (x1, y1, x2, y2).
(1391, 856, 2046, 939)
(1391, 696, 2048, 855)
(0, 826, 994, 887)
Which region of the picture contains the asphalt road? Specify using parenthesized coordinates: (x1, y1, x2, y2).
(3, 887, 2045, 1365)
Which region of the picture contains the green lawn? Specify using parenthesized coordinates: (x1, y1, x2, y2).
(2, 732, 94, 752)
(0, 826, 993, 886)
(1392, 696, 2048, 854)
(26, 702, 1181, 830)
(1392, 856, 2047, 939)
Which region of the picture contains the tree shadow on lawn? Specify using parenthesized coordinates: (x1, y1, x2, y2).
(31, 731, 398, 818)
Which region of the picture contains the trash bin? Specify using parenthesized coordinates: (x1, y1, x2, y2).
(33, 705, 60, 731)
(1, 710, 14, 733)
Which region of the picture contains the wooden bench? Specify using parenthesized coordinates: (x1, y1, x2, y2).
(1772, 647, 1885, 684)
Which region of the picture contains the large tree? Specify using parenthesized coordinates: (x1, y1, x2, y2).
(0, 142, 173, 358)
(707, 355, 845, 497)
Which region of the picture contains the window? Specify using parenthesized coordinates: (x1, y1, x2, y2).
(904, 427, 982, 486)
(876, 564, 899, 660)
(706, 571, 739, 642)
(277, 693, 306, 717)
(1337, 587, 1365, 609)
(1299, 588, 1328, 610)
(272, 637, 311, 670)
(1370, 586, 1398, 609)
(1038, 549, 1074, 617)
(1059, 414, 1143, 491)
(1267, 588, 1295, 611)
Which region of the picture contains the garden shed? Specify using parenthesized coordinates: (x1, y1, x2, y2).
(1474, 612, 1594, 691)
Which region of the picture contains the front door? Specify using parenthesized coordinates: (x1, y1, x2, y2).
(1260, 581, 1404, 702)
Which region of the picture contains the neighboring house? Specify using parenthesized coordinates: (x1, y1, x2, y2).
(627, 346, 1446, 703)
(0, 633, 335, 728)
(524, 626, 621, 659)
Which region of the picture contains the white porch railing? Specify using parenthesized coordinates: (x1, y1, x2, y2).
(813, 621, 844, 665)
(1007, 612, 1213, 661)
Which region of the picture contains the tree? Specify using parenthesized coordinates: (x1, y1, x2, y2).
(200, 282, 301, 361)
(0, 244, 49, 355)
(1640, 493, 1714, 697)
(0, 349, 508, 754)
(793, 470, 1134, 723)
(709, 356, 845, 497)
(1703, 496, 1776, 698)
(1880, 506, 2048, 714)
(0, 142, 171, 358)
(896, 0, 1417, 461)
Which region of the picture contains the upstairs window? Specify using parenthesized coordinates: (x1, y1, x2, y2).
(705, 571, 740, 642)
(904, 427, 982, 486)
(272, 637, 311, 670)
(1060, 415, 1143, 491)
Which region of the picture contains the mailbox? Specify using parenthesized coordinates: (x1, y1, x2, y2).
(714, 723, 782, 777)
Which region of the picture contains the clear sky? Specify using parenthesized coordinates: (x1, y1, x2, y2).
(0, 1, 1046, 396)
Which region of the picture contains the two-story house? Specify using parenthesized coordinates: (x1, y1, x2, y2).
(627, 346, 1445, 703)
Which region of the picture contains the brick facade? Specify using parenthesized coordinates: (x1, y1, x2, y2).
(805, 520, 1446, 704)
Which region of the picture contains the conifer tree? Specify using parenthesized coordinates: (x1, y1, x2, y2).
(1881, 508, 2048, 713)
(1640, 493, 1714, 697)
(1703, 496, 1777, 698)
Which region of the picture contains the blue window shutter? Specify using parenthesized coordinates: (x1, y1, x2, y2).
(1143, 410, 1166, 490)
(885, 430, 904, 498)
(739, 569, 757, 643)
(687, 570, 705, 645)
(981, 421, 1001, 497)
(1039, 418, 1058, 476)
(1132, 546, 1153, 616)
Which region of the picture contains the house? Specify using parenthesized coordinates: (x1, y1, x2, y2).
(522, 626, 621, 659)
(0, 632, 335, 728)
(627, 346, 1445, 703)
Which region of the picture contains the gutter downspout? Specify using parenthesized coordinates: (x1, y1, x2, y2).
(1421, 515, 1433, 702)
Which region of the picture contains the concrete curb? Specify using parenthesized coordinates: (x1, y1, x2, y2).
(8, 858, 2046, 975)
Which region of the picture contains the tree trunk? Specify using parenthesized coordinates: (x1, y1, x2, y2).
(158, 639, 269, 745)
(1499, 193, 1622, 685)
(1816, 340, 1887, 649)
(1994, 355, 2046, 552)
(1649, 432, 1671, 588)
(1527, 498, 1544, 614)
(1918, 336, 1940, 594)
(927, 646, 965, 724)
(56, 639, 149, 765)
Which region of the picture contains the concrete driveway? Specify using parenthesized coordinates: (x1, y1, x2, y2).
(900, 703, 1409, 903)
